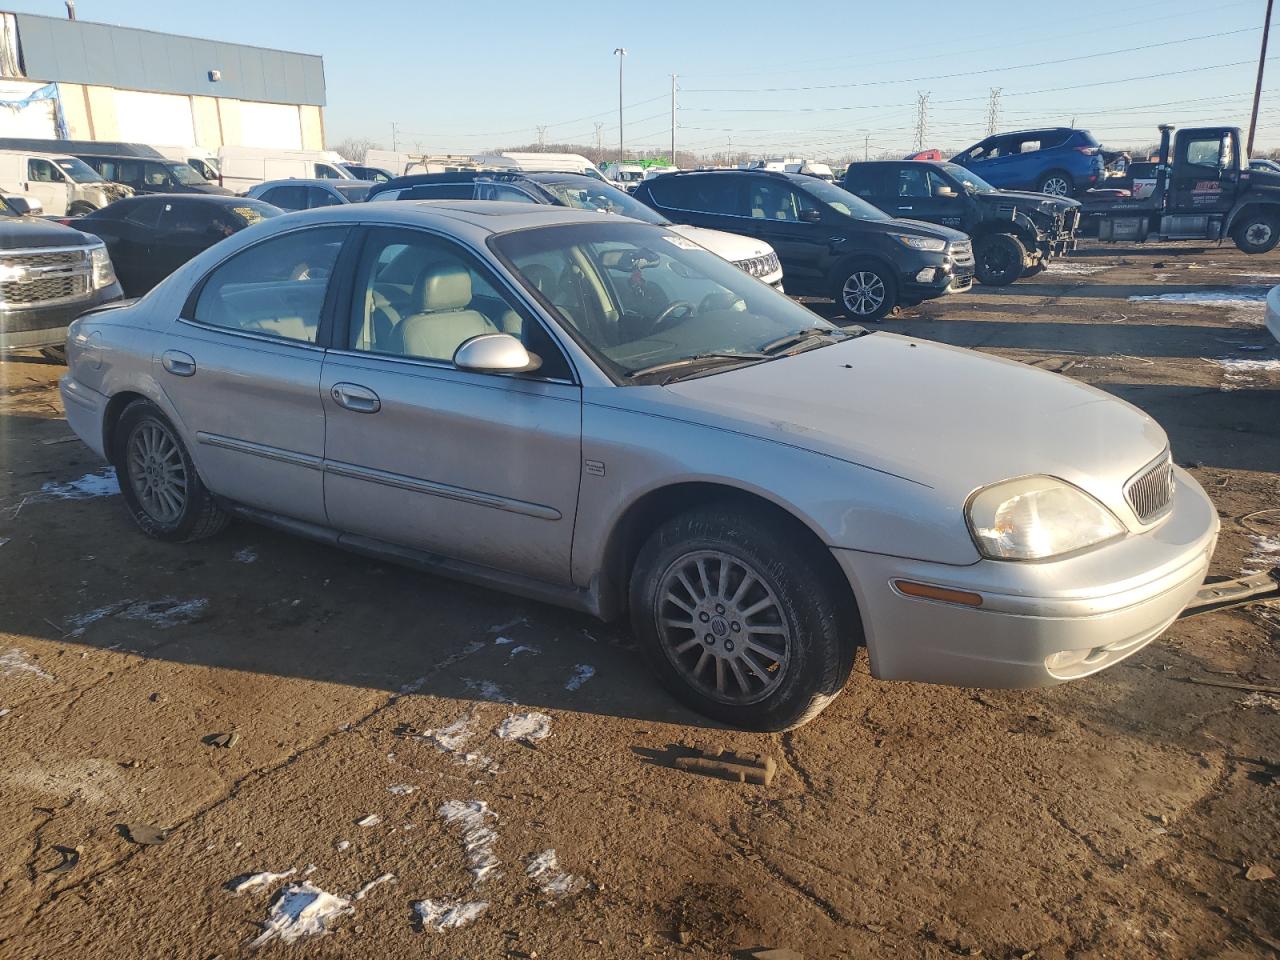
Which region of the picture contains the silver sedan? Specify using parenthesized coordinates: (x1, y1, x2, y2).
(59, 202, 1219, 730)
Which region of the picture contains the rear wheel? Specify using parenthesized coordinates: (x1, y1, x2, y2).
(974, 234, 1028, 286)
(112, 400, 228, 542)
(1233, 211, 1280, 254)
(833, 261, 898, 321)
(1036, 171, 1074, 197)
(629, 506, 856, 731)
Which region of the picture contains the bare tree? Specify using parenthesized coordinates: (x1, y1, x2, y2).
(332, 137, 383, 162)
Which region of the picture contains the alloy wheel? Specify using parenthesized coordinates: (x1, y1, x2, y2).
(1041, 177, 1070, 196)
(654, 550, 793, 705)
(841, 271, 886, 316)
(127, 420, 188, 524)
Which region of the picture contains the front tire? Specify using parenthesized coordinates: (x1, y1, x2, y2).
(629, 506, 856, 731)
(112, 400, 228, 542)
(833, 261, 898, 321)
(974, 234, 1028, 286)
(1036, 171, 1074, 197)
(1233, 212, 1280, 254)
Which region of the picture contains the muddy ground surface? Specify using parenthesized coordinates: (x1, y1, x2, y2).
(0, 242, 1277, 960)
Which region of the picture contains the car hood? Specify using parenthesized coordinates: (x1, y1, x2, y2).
(667, 223, 774, 262)
(869, 215, 969, 243)
(977, 189, 1082, 212)
(0, 216, 98, 249)
(650, 333, 1168, 517)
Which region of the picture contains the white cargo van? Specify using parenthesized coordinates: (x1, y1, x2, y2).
(152, 145, 220, 182)
(0, 150, 132, 215)
(218, 146, 353, 193)
(476, 152, 605, 180)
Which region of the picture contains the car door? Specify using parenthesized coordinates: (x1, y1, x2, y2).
(259, 185, 308, 212)
(738, 177, 829, 288)
(149, 200, 225, 289)
(886, 166, 964, 229)
(965, 136, 1019, 188)
(305, 186, 343, 209)
(158, 225, 349, 524)
(24, 158, 69, 215)
(319, 225, 583, 585)
(1170, 131, 1239, 216)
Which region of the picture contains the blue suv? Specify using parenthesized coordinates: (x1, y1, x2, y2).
(950, 128, 1104, 197)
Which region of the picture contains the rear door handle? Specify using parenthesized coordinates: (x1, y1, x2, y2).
(331, 382, 380, 414)
(161, 350, 196, 377)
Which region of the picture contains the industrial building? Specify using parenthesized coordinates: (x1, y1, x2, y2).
(0, 10, 326, 150)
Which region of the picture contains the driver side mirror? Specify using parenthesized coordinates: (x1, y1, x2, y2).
(798, 208, 822, 223)
(453, 333, 542, 374)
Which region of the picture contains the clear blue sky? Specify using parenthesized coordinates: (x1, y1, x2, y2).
(6, 0, 1280, 159)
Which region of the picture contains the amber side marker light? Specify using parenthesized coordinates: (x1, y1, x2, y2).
(893, 580, 985, 607)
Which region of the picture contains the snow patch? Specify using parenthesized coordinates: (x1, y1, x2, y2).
(1128, 290, 1268, 307)
(1044, 261, 1110, 275)
(439, 800, 500, 885)
(419, 714, 496, 772)
(38, 468, 120, 501)
(356, 814, 382, 827)
(506, 644, 540, 659)
(229, 869, 295, 894)
(233, 547, 258, 564)
(249, 881, 352, 947)
(387, 783, 415, 795)
(335, 840, 350, 852)
(1238, 692, 1280, 712)
(463, 678, 515, 704)
(496, 712, 552, 742)
(565, 664, 595, 691)
(353, 873, 396, 900)
(0, 537, 10, 548)
(413, 898, 488, 931)
(0, 647, 51, 681)
(526, 848, 585, 899)
(493, 636, 514, 645)
(66, 597, 209, 636)
(1243, 534, 1280, 574)
(1213, 358, 1280, 374)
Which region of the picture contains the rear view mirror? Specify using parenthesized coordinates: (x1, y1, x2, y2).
(454, 333, 542, 374)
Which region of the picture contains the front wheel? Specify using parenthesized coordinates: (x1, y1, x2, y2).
(1233, 212, 1280, 254)
(112, 400, 228, 542)
(629, 506, 856, 731)
(66, 201, 96, 217)
(974, 234, 1028, 286)
(833, 262, 898, 321)
(1036, 171, 1074, 197)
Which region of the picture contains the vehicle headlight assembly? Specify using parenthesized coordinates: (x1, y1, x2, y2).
(89, 243, 116, 289)
(967, 476, 1125, 561)
(893, 234, 947, 252)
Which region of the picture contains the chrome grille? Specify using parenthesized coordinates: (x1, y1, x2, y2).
(949, 239, 974, 265)
(735, 251, 781, 279)
(1125, 452, 1175, 523)
(0, 247, 92, 307)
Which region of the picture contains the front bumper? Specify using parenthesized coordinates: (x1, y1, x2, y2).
(833, 466, 1219, 688)
(0, 283, 123, 351)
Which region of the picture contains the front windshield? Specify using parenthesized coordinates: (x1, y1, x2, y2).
(54, 157, 103, 182)
(539, 179, 665, 225)
(798, 178, 891, 220)
(940, 162, 996, 194)
(168, 163, 206, 185)
(492, 221, 846, 381)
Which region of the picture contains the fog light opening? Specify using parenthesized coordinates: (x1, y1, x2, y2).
(915, 267, 936, 283)
(1045, 648, 1093, 672)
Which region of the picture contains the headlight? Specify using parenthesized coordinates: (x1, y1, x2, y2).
(967, 476, 1125, 561)
(89, 243, 115, 290)
(893, 234, 947, 252)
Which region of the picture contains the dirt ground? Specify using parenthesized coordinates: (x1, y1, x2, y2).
(0, 241, 1278, 960)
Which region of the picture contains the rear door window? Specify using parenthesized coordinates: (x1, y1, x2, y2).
(844, 165, 892, 199)
(190, 226, 348, 343)
(307, 187, 343, 208)
(646, 175, 742, 215)
(122, 199, 163, 228)
(260, 185, 308, 210)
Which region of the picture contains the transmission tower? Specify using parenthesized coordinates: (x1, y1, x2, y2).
(536, 124, 548, 150)
(914, 91, 930, 151)
(986, 88, 1002, 136)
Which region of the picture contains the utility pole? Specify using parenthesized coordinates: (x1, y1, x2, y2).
(727, 133, 732, 165)
(594, 122, 604, 164)
(391, 121, 399, 152)
(536, 124, 548, 151)
(914, 91, 930, 152)
(1249, 0, 1275, 157)
(986, 87, 1002, 136)
(864, 133, 870, 162)
(614, 47, 627, 163)
(670, 73, 677, 164)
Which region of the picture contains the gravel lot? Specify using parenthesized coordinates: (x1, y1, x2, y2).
(1, 242, 1278, 960)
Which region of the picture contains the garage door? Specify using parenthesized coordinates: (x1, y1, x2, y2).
(114, 89, 195, 145)
(238, 101, 302, 150)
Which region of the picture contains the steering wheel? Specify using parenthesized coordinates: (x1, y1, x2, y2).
(650, 300, 695, 332)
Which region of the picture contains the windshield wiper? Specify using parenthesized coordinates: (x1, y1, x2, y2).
(760, 325, 865, 356)
(625, 352, 768, 384)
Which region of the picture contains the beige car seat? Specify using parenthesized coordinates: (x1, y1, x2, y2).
(390, 265, 497, 360)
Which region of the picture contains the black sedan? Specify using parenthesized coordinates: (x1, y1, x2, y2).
(66, 194, 281, 296)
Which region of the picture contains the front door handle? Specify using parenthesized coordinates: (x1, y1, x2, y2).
(161, 350, 196, 377)
(331, 382, 381, 414)
(898, 205, 913, 211)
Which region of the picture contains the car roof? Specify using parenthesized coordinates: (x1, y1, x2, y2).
(327, 198, 621, 233)
(988, 127, 1078, 138)
(123, 193, 274, 206)
(253, 178, 362, 189)
(639, 168, 806, 184)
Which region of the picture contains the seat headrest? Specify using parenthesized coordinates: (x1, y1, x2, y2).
(413, 266, 472, 312)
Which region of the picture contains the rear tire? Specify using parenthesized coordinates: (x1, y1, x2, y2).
(832, 260, 898, 321)
(1036, 171, 1074, 197)
(974, 234, 1028, 286)
(112, 400, 228, 543)
(629, 505, 856, 731)
(1232, 212, 1280, 254)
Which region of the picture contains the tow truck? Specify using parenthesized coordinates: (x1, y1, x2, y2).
(1084, 124, 1280, 253)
